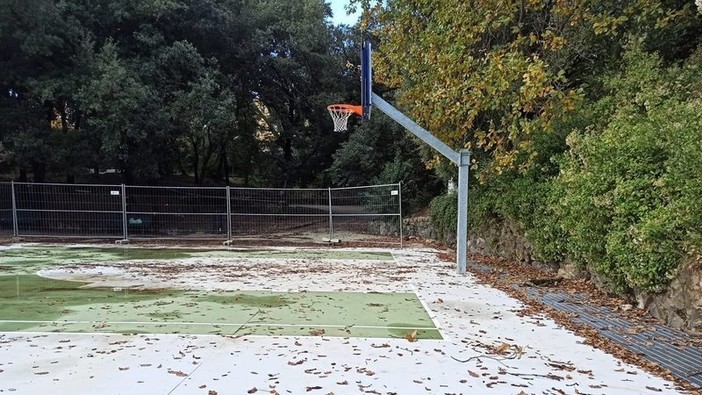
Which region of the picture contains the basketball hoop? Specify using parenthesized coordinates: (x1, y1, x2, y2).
(327, 104, 362, 132)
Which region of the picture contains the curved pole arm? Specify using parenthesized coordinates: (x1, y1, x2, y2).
(371, 93, 460, 164)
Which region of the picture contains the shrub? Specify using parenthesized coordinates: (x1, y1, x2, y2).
(554, 46, 702, 292)
(429, 193, 458, 244)
(433, 45, 702, 295)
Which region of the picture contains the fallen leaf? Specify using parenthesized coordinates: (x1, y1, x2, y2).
(405, 330, 418, 342)
(305, 386, 322, 391)
(468, 370, 479, 378)
(288, 359, 305, 366)
(247, 388, 257, 394)
(493, 343, 510, 355)
(547, 362, 575, 371)
(310, 328, 325, 336)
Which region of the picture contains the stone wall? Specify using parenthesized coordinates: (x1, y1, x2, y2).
(402, 216, 436, 240)
(403, 214, 702, 333)
(636, 256, 702, 333)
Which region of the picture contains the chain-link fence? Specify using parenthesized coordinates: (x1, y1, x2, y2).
(11, 183, 124, 237)
(0, 182, 402, 245)
(0, 182, 13, 236)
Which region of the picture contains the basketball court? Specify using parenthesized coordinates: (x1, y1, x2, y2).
(0, 246, 439, 338)
(0, 243, 685, 394)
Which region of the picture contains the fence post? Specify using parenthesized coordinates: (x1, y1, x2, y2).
(11, 181, 18, 237)
(398, 182, 403, 248)
(121, 184, 128, 240)
(328, 187, 334, 242)
(226, 186, 232, 241)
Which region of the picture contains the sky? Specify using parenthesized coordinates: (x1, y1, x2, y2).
(328, 0, 360, 26)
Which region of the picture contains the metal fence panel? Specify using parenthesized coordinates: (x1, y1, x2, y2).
(13, 182, 123, 237)
(330, 184, 402, 243)
(4, 182, 402, 245)
(125, 186, 228, 238)
(0, 183, 12, 236)
(229, 187, 330, 238)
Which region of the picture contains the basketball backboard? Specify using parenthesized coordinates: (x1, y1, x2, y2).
(361, 40, 372, 120)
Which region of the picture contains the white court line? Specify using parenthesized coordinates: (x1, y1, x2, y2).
(409, 283, 453, 343)
(0, 331, 449, 342)
(0, 320, 438, 331)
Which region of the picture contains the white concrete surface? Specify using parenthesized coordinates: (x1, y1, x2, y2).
(0, 246, 684, 394)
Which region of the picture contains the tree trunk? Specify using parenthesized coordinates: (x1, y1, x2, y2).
(122, 165, 134, 184)
(32, 162, 46, 183)
(220, 143, 230, 186)
(190, 136, 201, 184)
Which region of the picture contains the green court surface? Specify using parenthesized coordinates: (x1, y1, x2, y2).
(0, 246, 393, 275)
(0, 247, 439, 339)
(0, 275, 439, 339)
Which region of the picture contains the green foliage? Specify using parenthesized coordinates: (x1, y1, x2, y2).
(429, 193, 457, 244)
(328, 114, 442, 213)
(0, 0, 352, 185)
(469, 171, 568, 263)
(554, 46, 702, 292)
(358, 0, 700, 177)
(464, 44, 702, 294)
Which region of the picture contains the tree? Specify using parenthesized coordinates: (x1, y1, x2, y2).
(328, 114, 442, 213)
(250, 0, 356, 187)
(554, 45, 702, 292)
(355, 0, 701, 177)
(0, 0, 92, 181)
(170, 72, 239, 184)
(76, 41, 167, 182)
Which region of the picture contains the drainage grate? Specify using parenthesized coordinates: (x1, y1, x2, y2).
(525, 288, 702, 388)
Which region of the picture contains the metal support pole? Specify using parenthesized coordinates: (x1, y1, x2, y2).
(11, 181, 18, 237)
(398, 182, 403, 249)
(121, 184, 128, 240)
(372, 93, 460, 165)
(328, 187, 334, 241)
(372, 92, 471, 273)
(456, 150, 471, 274)
(226, 186, 232, 241)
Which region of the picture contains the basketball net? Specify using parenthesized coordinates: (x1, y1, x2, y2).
(327, 104, 362, 132)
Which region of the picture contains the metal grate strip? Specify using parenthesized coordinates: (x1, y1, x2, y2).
(526, 288, 702, 388)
